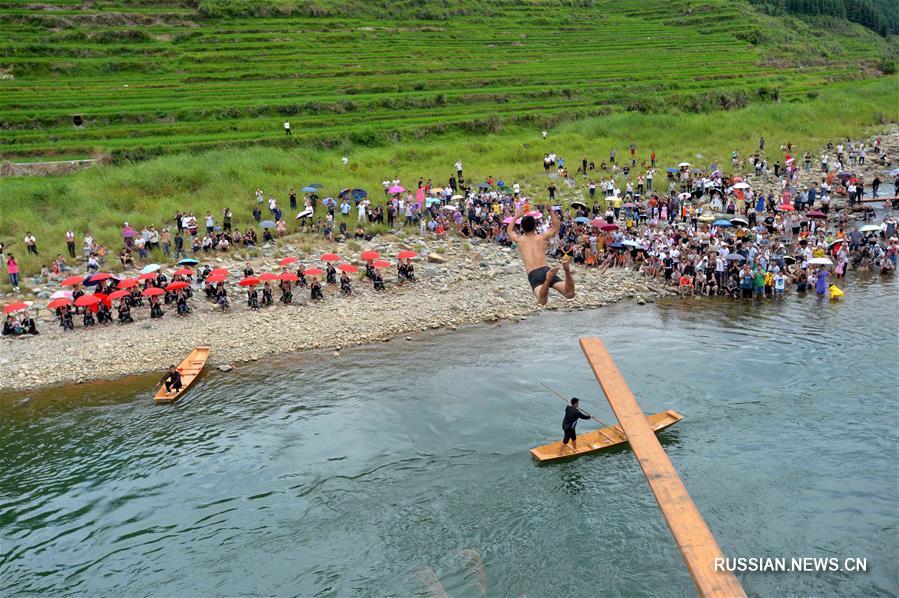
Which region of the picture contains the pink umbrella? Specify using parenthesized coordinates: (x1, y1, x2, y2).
(388, 185, 405, 194)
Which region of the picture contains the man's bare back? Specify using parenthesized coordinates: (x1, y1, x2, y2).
(507, 207, 575, 305)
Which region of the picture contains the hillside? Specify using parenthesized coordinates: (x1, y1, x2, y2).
(0, 0, 895, 162)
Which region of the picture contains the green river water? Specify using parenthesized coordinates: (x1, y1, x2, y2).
(1, 271, 897, 597)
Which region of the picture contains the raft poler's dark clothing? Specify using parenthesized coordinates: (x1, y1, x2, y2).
(562, 405, 590, 431)
(528, 266, 562, 290)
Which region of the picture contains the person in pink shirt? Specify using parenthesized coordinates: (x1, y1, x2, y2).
(6, 254, 20, 291)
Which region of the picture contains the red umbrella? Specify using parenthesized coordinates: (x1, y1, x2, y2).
(337, 264, 359, 273)
(777, 204, 795, 212)
(320, 253, 341, 262)
(599, 223, 619, 231)
(210, 268, 229, 277)
(142, 287, 164, 297)
(94, 292, 112, 309)
(372, 260, 391, 269)
(3, 301, 29, 314)
(279, 257, 298, 267)
(279, 272, 299, 282)
(166, 281, 189, 291)
(259, 272, 279, 282)
(304, 267, 324, 276)
(138, 272, 158, 281)
(91, 272, 113, 282)
(118, 278, 139, 289)
(397, 250, 417, 260)
(173, 268, 194, 276)
(360, 250, 379, 261)
(61, 275, 85, 287)
(806, 210, 826, 219)
(108, 290, 130, 300)
(47, 297, 73, 309)
(238, 277, 260, 287)
(74, 295, 99, 307)
(205, 274, 227, 284)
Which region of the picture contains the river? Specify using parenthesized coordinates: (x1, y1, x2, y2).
(1, 270, 897, 597)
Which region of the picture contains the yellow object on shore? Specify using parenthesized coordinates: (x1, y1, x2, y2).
(829, 285, 844, 299)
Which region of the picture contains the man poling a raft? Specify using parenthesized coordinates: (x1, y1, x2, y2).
(506, 205, 575, 305)
(561, 397, 592, 454)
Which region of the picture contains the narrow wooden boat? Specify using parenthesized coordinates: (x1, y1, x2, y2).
(154, 346, 210, 404)
(530, 410, 683, 462)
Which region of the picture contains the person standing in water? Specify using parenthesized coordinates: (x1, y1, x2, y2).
(506, 206, 575, 305)
(561, 398, 591, 454)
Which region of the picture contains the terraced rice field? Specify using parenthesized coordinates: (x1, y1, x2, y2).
(0, 0, 894, 161)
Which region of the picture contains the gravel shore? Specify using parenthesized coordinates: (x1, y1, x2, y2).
(0, 239, 673, 392)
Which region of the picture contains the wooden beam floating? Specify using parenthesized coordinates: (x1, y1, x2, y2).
(579, 337, 746, 598)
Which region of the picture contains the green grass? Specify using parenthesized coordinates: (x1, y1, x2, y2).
(0, 0, 896, 160)
(2, 76, 897, 279)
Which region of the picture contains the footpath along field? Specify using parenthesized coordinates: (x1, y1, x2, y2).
(1, 0, 896, 160)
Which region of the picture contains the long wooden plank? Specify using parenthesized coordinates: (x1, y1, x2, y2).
(530, 410, 683, 462)
(579, 337, 745, 598)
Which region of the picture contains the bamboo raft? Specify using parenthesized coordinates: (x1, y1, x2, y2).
(530, 410, 682, 462)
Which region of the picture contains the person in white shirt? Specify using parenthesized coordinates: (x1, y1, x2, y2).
(357, 200, 368, 223)
(65, 229, 76, 258)
(455, 161, 463, 178)
(284, 121, 291, 136)
(268, 196, 277, 213)
(256, 188, 264, 203)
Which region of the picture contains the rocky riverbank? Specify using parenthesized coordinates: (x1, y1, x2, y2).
(0, 239, 674, 392)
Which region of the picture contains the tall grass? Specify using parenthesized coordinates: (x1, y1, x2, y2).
(1, 76, 896, 277)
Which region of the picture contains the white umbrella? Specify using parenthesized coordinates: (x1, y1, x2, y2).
(677, 192, 692, 200)
(50, 290, 74, 299)
(451, 194, 464, 200)
(733, 182, 751, 190)
(677, 162, 691, 167)
(295, 207, 314, 219)
(859, 224, 881, 233)
(809, 257, 833, 266)
(441, 205, 458, 211)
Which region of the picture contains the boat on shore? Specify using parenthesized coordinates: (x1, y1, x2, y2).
(530, 409, 683, 462)
(154, 346, 210, 404)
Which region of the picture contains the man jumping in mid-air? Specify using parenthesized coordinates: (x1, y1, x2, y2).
(506, 206, 575, 305)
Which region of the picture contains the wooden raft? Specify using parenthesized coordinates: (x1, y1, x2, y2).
(579, 337, 745, 598)
(154, 346, 210, 404)
(530, 410, 683, 462)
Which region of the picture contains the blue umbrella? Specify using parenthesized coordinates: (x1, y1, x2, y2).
(352, 188, 367, 199)
(178, 257, 198, 265)
(301, 186, 318, 193)
(141, 263, 161, 274)
(307, 183, 324, 189)
(725, 253, 745, 261)
(609, 242, 625, 249)
(667, 167, 679, 173)
(426, 197, 441, 206)
(713, 219, 733, 227)
(83, 272, 117, 287)
(890, 168, 899, 176)
(574, 216, 590, 223)
(260, 220, 276, 229)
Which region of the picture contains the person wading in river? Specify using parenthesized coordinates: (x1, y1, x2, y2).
(561, 397, 591, 455)
(506, 206, 575, 305)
